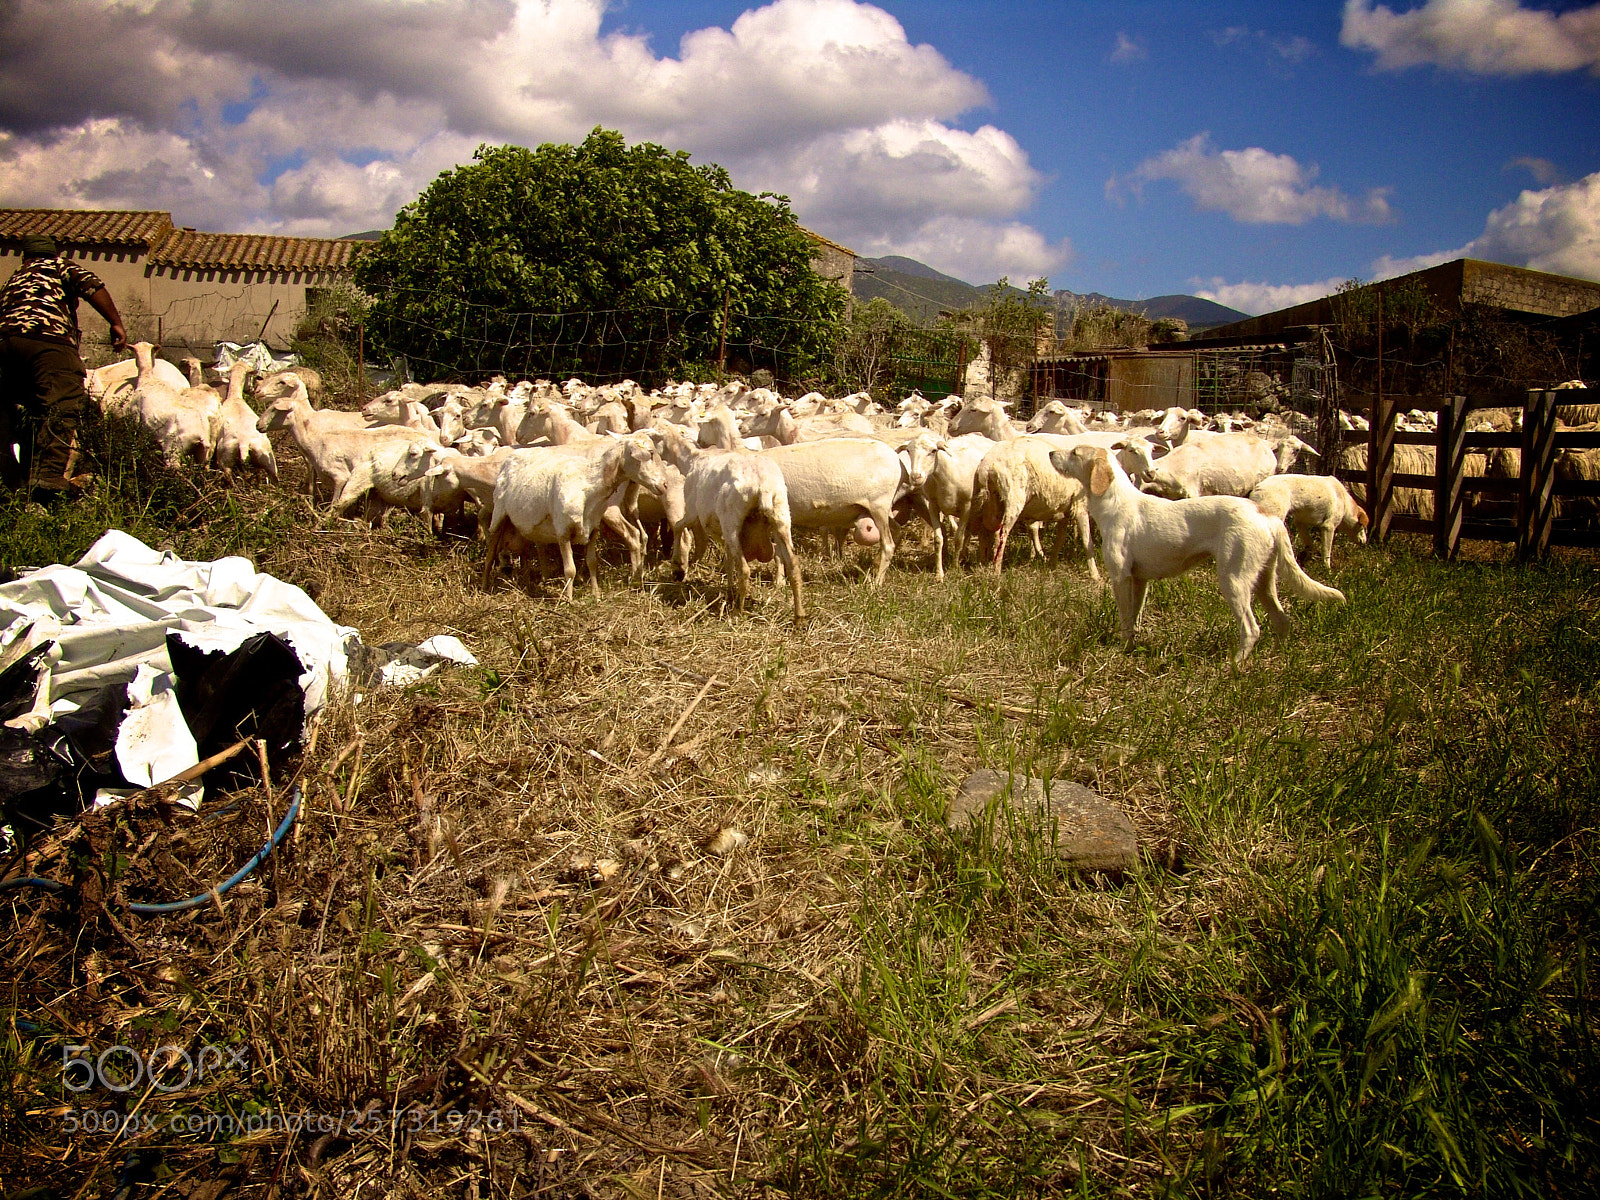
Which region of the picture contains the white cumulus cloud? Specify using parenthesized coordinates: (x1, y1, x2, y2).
(1195, 170, 1600, 316)
(1369, 171, 1600, 280)
(1118, 133, 1393, 224)
(1462, 170, 1600, 277)
(1192, 276, 1354, 316)
(1341, 0, 1600, 75)
(0, 0, 1062, 285)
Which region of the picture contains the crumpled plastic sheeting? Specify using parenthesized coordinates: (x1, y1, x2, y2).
(0, 531, 356, 788)
(214, 341, 299, 375)
(348, 635, 480, 689)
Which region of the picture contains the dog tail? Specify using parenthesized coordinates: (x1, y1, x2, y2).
(1272, 520, 1346, 604)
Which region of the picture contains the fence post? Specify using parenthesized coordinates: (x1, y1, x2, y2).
(1434, 395, 1465, 559)
(1316, 357, 1338, 476)
(1369, 388, 1396, 542)
(1518, 389, 1557, 559)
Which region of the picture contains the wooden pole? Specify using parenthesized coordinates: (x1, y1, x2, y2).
(717, 289, 730, 377)
(1434, 395, 1465, 559)
(1371, 290, 1395, 542)
(255, 299, 280, 345)
(1518, 389, 1557, 560)
(356, 318, 365, 408)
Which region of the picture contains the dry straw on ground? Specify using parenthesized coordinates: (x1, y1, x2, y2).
(4, 467, 1589, 1197)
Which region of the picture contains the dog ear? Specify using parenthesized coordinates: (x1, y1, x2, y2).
(1090, 450, 1114, 497)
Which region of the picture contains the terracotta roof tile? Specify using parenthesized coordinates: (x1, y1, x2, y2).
(150, 230, 366, 273)
(0, 208, 174, 247)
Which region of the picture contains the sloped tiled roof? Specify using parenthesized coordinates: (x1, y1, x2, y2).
(0, 208, 175, 247)
(150, 229, 366, 273)
(802, 227, 856, 258)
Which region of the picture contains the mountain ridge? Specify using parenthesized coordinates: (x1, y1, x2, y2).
(853, 256, 1249, 330)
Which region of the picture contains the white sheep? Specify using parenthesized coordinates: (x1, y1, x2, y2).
(89, 354, 187, 414)
(1248, 474, 1368, 570)
(254, 366, 324, 407)
(654, 424, 805, 621)
(129, 342, 219, 468)
(760, 437, 906, 586)
(920, 432, 996, 579)
(1026, 401, 1089, 436)
(969, 436, 1098, 579)
(1120, 433, 1278, 500)
(212, 361, 278, 483)
(362, 392, 443, 442)
(482, 436, 669, 600)
(255, 373, 435, 507)
(515, 401, 598, 446)
(948, 397, 1019, 441)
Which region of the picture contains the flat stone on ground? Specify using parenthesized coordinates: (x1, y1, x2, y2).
(947, 769, 1137, 872)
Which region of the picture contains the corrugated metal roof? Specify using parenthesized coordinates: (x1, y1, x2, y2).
(1037, 344, 1288, 364)
(150, 230, 366, 273)
(0, 208, 174, 247)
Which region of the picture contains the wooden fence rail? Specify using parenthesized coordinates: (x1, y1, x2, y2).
(1334, 390, 1600, 558)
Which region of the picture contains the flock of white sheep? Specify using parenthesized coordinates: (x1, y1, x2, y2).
(88, 341, 1592, 627)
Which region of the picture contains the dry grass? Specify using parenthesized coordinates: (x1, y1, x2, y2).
(2, 478, 1596, 1197)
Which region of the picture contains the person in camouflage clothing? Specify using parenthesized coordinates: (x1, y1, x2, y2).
(0, 234, 128, 497)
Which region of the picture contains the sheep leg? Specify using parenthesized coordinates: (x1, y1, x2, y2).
(1027, 521, 1045, 560)
(1049, 516, 1071, 562)
(991, 491, 1024, 577)
(481, 517, 508, 590)
(774, 524, 805, 622)
(726, 538, 751, 612)
(558, 537, 578, 602)
(601, 506, 643, 586)
(1319, 523, 1335, 572)
(933, 515, 947, 581)
(1112, 576, 1142, 646)
(583, 536, 604, 598)
(868, 503, 896, 587)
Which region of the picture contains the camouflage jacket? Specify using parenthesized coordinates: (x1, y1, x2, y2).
(0, 257, 106, 345)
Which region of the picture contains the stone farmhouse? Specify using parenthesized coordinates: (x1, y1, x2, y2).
(2, 208, 856, 358)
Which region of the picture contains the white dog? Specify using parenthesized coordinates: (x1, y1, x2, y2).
(1247, 474, 1367, 571)
(1050, 445, 1346, 664)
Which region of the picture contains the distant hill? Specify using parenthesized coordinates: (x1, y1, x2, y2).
(340, 230, 386, 241)
(852, 257, 1008, 324)
(853, 255, 1247, 331)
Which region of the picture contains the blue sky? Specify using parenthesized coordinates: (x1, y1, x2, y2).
(1, 0, 1596, 313)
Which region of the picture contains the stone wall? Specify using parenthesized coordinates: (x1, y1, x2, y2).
(2, 246, 344, 351)
(1461, 259, 1600, 319)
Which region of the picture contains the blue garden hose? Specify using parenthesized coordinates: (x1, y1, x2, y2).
(0, 785, 300, 915)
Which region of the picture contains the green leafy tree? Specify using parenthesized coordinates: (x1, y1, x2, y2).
(354, 129, 846, 382)
(946, 277, 1052, 361)
(836, 297, 913, 397)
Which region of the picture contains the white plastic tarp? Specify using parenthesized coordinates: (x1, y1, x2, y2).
(0, 531, 355, 790)
(214, 342, 299, 375)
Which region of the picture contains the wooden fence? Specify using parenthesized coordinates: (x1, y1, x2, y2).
(1334, 390, 1600, 558)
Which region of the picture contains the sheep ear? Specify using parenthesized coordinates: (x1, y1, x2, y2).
(1090, 452, 1114, 497)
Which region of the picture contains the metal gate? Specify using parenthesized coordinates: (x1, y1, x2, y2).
(887, 329, 974, 400)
